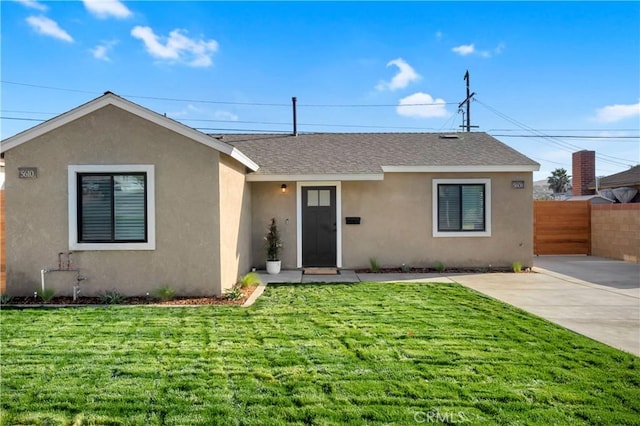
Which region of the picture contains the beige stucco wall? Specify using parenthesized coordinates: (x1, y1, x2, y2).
(4, 105, 224, 297)
(342, 172, 534, 269)
(249, 172, 534, 270)
(591, 204, 640, 263)
(250, 182, 297, 269)
(218, 154, 253, 291)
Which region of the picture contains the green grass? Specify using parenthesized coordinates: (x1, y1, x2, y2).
(1, 282, 638, 425)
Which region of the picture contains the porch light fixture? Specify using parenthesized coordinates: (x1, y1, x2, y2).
(281, 184, 287, 193)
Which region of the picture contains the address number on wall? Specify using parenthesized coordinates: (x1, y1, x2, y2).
(18, 167, 38, 179)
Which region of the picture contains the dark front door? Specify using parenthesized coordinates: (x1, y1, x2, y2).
(302, 186, 337, 267)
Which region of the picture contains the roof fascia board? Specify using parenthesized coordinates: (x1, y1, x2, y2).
(229, 148, 259, 171)
(246, 173, 384, 182)
(1, 94, 259, 171)
(382, 165, 540, 173)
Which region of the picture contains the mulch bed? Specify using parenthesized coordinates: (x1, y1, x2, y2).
(4, 285, 258, 306)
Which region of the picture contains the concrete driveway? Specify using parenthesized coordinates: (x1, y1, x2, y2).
(455, 256, 639, 356)
(534, 255, 639, 292)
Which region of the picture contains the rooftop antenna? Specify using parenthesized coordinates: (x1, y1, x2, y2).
(458, 70, 478, 132)
(292, 96, 298, 136)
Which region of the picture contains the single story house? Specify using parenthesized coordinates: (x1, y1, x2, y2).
(588, 165, 640, 204)
(0, 93, 539, 296)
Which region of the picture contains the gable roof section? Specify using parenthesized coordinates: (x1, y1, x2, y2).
(0, 92, 259, 171)
(222, 132, 539, 181)
(588, 165, 640, 189)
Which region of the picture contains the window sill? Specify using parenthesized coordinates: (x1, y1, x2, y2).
(69, 242, 155, 251)
(433, 231, 491, 238)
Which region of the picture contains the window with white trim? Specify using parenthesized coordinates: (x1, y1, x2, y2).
(68, 165, 155, 250)
(432, 178, 491, 237)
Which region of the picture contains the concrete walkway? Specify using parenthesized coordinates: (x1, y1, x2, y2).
(256, 260, 640, 356)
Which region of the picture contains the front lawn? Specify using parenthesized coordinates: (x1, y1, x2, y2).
(1, 282, 638, 425)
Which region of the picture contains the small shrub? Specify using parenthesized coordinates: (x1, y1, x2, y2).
(224, 286, 244, 300)
(0, 294, 13, 304)
(435, 261, 446, 273)
(100, 290, 124, 305)
(400, 263, 411, 273)
(237, 272, 262, 288)
(152, 285, 177, 302)
(265, 218, 283, 261)
(512, 261, 523, 273)
(40, 288, 56, 303)
(369, 257, 380, 273)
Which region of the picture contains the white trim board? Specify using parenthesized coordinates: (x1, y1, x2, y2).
(1, 93, 259, 172)
(247, 173, 384, 182)
(383, 165, 539, 173)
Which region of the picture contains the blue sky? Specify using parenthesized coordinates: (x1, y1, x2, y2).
(2, 1, 639, 180)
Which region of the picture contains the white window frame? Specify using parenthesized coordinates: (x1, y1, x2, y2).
(68, 165, 156, 250)
(432, 178, 491, 238)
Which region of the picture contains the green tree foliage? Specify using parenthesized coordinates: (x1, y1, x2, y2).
(547, 168, 571, 194)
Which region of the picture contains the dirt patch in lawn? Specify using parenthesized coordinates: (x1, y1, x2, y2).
(4, 285, 258, 307)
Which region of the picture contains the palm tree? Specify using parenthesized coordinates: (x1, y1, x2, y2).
(547, 168, 571, 195)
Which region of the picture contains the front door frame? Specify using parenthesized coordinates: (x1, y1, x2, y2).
(296, 181, 342, 268)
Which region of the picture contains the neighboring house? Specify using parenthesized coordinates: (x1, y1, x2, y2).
(0, 93, 539, 297)
(572, 150, 639, 203)
(589, 165, 640, 191)
(588, 165, 640, 203)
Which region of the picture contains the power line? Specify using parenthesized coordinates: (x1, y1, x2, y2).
(5, 109, 634, 136)
(489, 128, 640, 132)
(476, 98, 635, 167)
(0, 116, 453, 132)
(1, 117, 46, 122)
(491, 134, 639, 139)
(1, 80, 457, 108)
(1, 113, 638, 139)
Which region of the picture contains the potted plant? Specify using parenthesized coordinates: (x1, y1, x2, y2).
(265, 218, 282, 274)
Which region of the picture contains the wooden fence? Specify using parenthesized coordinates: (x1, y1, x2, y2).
(534, 200, 591, 255)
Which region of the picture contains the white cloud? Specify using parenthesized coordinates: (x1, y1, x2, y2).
(82, 0, 132, 19)
(214, 111, 239, 121)
(494, 43, 506, 55)
(14, 0, 47, 11)
(26, 15, 73, 42)
(396, 92, 451, 118)
(452, 44, 475, 56)
(375, 58, 421, 91)
(131, 26, 219, 67)
(594, 100, 640, 123)
(453, 43, 505, 58)
(90, 40, 117, 61)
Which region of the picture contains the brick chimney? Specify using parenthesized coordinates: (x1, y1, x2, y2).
(572, 150, 596, 196)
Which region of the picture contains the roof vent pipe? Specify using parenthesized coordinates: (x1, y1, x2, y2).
(292, 96, 298, 136)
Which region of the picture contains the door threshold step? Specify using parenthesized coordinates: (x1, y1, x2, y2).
(303, 268, 339, 275)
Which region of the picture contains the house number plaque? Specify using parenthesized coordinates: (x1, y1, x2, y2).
(511, 180, 525, 189)
(18, 167, 38, 179)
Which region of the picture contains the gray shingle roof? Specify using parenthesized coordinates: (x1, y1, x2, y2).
(218, 132, 539, 176)
(588, 165, 640, 189)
